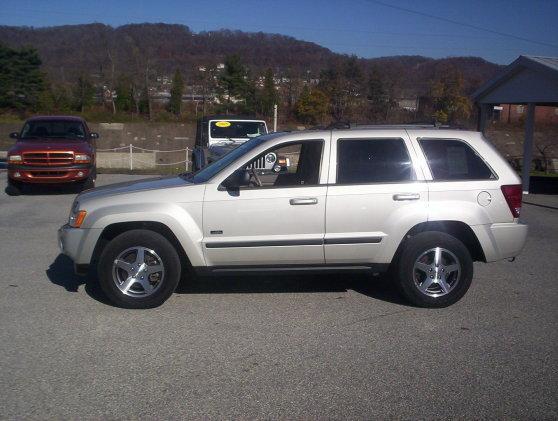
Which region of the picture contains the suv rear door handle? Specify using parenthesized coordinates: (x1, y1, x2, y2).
(290, 198, 318, 205)
(393, 193, 420, 201)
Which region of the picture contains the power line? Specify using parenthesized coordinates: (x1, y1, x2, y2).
(362, 0, 558, 49)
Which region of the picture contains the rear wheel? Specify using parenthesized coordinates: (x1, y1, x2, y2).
(98, 229, 181, 309)
(395, 231, 473, 308)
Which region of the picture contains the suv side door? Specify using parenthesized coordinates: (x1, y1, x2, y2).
(202, 135, 330, 267)
(325, 130, 428, 265)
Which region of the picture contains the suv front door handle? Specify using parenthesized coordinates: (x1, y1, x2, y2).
(393, 193, 420, 201)
(290, 198, 318, 206)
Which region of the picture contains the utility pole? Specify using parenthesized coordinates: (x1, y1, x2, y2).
(273, 104, 278, 132)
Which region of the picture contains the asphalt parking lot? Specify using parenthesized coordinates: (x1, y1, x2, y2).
(0, 172, 557, 419)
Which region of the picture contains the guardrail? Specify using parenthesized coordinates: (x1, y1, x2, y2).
(97, 144, 192, 171)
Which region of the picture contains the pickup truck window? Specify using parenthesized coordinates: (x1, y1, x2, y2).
(210, 121, 267, 140)
(337, 138, 413, 184)
(21, 120, 86, 139)
(419, 138, 495, 180)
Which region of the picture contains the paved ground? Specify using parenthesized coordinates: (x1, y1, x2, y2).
(0, 173, 557, 420)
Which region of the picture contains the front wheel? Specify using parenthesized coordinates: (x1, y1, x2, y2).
(6, 178, 23, 196)
(77, 175, 95, 191)
(395, 231, 473, 308)
(98, 229, 181, 309)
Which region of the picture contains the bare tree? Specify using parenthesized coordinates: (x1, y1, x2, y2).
(535, 140, 555, 174)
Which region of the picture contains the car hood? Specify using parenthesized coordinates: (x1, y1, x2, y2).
(9, 138, 92, 154)
(78, 176, 193, 202)
(208, 142, 242, 157)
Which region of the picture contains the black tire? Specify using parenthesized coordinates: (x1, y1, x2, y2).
(6, 178, 23, 196)
(98, 229, 182, 309)
(78, 175, 95, 191)
(395, 231, 473, 308)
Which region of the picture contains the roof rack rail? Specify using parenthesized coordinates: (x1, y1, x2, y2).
(307, 121, 455, 131)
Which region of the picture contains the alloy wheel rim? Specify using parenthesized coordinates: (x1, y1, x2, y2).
(112, 246, 165, 297)
(413, 247, 461, 297)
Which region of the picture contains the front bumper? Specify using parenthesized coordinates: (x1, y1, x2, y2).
(8, 164, 92, 184)
(58, 224, 103, 268)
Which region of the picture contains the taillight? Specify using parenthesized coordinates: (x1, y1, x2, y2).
(501, 184, 522, 218)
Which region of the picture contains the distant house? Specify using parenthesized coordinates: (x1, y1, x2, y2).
(397, 98, 419, 112)
(492, 104, 558, 124)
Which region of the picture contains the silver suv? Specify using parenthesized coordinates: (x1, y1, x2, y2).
(58, 126, 528, 309)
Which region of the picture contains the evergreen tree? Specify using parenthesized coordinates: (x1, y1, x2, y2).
(72, 75, 95, 112)
(259, 68, 278, 117)
(219, 54, 248, 107)
(168, 68, 184, 115)
(0, 44, 45, 111)
(138, 85, 150, 116)
(367, 66, 388, 121)
(115, 74, 134, 112)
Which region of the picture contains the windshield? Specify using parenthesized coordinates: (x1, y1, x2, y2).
(184, 136, 270, 183)
(20, 120, 86, 140)
(210, 120, 267, 141)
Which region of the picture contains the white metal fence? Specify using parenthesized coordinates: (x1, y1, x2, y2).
(97, 144, 192, 171)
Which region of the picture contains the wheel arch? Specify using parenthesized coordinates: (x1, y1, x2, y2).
(392, 220, 487, 265)
(91, 221, 193, 271)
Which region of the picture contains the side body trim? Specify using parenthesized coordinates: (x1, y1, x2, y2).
(205, 237, 383, 248)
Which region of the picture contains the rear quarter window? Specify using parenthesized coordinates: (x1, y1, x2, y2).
(419, 138, 496, 181)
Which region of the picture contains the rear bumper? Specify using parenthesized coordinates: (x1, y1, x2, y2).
(472, 222, 528, 262)
(8, 164, 92, 183)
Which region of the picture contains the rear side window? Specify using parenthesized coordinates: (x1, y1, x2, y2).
(419, 138, 495, 180)
(337, 138, 413, 184)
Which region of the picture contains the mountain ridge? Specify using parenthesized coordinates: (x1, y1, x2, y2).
(0, 23, 503, 96)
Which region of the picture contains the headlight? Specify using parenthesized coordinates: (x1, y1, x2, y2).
(68, 201, 87, 228)
(8, 155, 22, 162)
(74, 154, 91, 162)
(265, 153, 276, 164)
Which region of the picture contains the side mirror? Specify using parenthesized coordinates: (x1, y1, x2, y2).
(90, 132, 99, 139)
(9, 132, 19, 139)
(221, 169, 250, 190)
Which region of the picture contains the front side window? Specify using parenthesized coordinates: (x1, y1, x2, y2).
(419, 138, 495, 180)
(186, 136, 270, 183)
(239, 140, 323, 188)
(337, 138, 413, 184)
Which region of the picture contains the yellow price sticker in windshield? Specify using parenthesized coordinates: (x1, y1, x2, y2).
(215, 121, 231, 127)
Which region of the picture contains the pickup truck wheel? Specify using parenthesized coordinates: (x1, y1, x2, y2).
(98, 229, 181, 309)
(78, 176, 95, 191)
(396, 231, 473, 308)
(6, 179, 23, 196)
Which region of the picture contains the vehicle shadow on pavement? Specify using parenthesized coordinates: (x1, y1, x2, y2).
(175, 272, 407, 305)
(46, 254, 111, 305)
(7, 184, 81, 196)
(46, 254, 407, 306)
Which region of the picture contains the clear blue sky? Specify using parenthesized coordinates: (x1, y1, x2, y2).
(1, 0, 557, 64)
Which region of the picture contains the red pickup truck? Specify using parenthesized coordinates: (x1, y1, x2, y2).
(6, 116, 98, 195)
